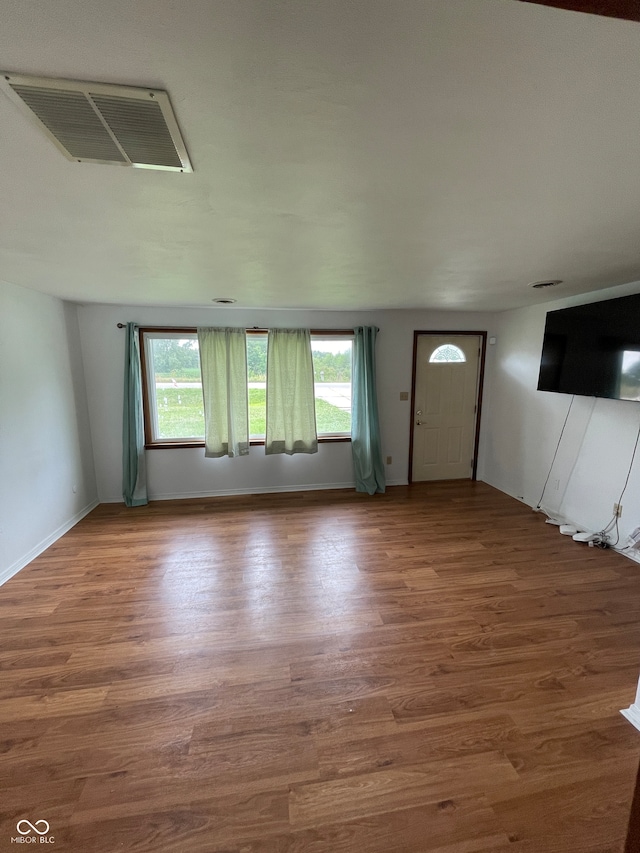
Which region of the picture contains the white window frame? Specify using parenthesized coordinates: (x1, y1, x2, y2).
(141, 329, 202, 447)
(311, 333, 354, 440)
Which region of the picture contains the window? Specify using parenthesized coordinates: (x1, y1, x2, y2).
(142, 332, 203, 444)
(140, 328, 353, 447)
(429, 344, 466, 363)
(312, 336, 352, 436)
(247, 333, 267, 439)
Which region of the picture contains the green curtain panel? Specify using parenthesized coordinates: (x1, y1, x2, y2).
(122, 322, 148, 506)
(198, 327, 249, 458)
(352, 326, 385, 494)
(265, 329, 318, 455)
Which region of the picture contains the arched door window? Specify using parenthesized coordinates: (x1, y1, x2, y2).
(429, 344, 466, 363)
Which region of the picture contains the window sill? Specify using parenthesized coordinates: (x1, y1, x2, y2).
(145, 435, 351, 450)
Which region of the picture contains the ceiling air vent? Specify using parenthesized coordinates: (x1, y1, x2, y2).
(0, 73, 192, 172)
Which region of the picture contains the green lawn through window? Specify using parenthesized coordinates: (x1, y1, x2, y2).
(155, 387, 350, 440)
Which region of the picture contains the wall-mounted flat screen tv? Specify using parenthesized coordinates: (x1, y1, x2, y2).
(537, 292, 640, 401)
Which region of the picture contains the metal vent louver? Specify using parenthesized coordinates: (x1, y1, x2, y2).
(0, 73, 192, 172)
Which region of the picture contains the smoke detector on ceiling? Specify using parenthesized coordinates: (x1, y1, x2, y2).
(0, 73, 192, 172)
(529, 279, 563, 289)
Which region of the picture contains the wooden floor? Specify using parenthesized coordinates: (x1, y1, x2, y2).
(2, 482, 640, 852)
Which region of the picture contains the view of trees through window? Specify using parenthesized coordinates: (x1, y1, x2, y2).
(150, 337, 200, 380)
(309, 338, 352, 435)
(144, 332, 352, 443)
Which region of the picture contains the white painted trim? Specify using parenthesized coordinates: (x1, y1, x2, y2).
(617, 546, 640, 564)
(149, 482, 355, 500)
(100, 478, 410, 504)
(0, 500, 99, 587)
(621, 705, 640, 733)
(499, 497, 640, 568)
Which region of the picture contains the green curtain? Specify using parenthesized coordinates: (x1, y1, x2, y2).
(122, 322, 148, 506)
(265, 329, 318, 455)
(352, 326, 385, 494)
(198, 327, 249, 458)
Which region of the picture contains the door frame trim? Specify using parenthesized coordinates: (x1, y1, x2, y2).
(408, 330, 488, 484)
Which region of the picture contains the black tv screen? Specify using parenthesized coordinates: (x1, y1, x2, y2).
(537, 292, 640, 401)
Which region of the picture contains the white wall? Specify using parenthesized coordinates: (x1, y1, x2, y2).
(482, 281, 640, 546)
(0, 281, 98, 581)
(7, 277, 640, 578)
(78, 304, 498, 502)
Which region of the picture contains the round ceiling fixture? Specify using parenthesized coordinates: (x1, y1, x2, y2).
(529, 279, 563, 290)
(212, 297, 237, 304)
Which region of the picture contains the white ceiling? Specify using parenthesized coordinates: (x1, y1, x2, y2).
(2, 0, 640, 312)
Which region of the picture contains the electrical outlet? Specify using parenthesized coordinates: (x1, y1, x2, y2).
(552, 477, 560, 491)
(386, 456, 392, 465)
(399, 391, 409, 401)
(614, 503, 623, 517)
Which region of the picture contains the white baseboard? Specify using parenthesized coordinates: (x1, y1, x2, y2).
(101, 478, 410, 503)
(619, 547, 640, 564)
(491, 490, 640, 570)
(621, 705, 640, 733)
(150, 481, 357, 501)
(0, 500, 99, 587)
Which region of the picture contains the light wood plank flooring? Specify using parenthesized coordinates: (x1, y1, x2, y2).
(1, 481, 640, 852)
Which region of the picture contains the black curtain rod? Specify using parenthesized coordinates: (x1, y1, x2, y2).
(117, 324, 354, 333)
(116, 324, 266, 330)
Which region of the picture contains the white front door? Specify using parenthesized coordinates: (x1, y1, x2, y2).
(411, 334, 481, 482)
